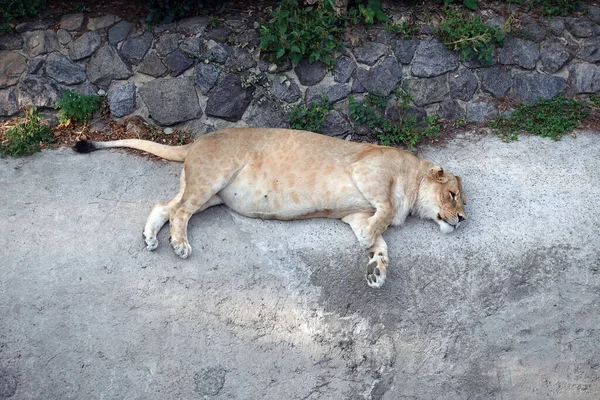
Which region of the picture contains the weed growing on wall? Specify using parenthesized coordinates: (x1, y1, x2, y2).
(349, 88, 440, 148)
(289, 96, 333, 133)
(56, 90, 103, 126)
(436, 8, 504, 66)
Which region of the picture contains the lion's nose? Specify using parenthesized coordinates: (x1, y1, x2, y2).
(458, 215, 466, 222)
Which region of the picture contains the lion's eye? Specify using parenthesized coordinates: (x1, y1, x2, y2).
(449, 191, 456, 200)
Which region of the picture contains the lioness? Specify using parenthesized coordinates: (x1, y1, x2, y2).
(74, 128, 466, 287)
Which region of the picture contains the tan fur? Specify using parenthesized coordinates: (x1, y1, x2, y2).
(80, 128, 467, 288)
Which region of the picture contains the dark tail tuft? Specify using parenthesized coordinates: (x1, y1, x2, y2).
(73, 140, 97, 153)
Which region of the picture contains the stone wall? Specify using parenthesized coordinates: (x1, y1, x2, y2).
(2, 9, 600, 138)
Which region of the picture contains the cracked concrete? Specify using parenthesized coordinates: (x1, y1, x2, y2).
(0, 130, 599, 399)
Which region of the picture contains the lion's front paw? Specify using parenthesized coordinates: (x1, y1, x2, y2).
(366, 250, 389, 288)
(169, 237, 192, 259)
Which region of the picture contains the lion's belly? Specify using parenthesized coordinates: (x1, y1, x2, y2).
(218, 167, 374, 220)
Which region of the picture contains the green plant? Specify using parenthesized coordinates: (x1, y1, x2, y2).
(56, 90, 102, 126)
(356, 0, 388, 24)
(348, 88, 440, 148)
(488, 94, 588, 141)
(436, 8, 504, 66)
(533, 0, 579, 16)
(141, 0, 226, 24)
(1, 106, 53, 157)
(1, 0, 46, 26)
(439, 0, 479, 10)
(289, 96, 333, 133)
(384, 19, 419, 38)
(259, 0, 351, 66)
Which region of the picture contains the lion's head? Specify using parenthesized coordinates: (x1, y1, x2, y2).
(417, 165, 467, 233)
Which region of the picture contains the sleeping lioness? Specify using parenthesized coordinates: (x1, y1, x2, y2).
(74, 128, 466, 288)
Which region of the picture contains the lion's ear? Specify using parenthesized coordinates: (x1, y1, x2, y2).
(456, 175, 467, 205)
(427, 166, 448, 183)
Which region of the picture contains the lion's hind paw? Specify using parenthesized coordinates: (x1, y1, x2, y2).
(366, 251, 388, 288)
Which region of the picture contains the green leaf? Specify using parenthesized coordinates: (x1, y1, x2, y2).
(463, 0, 478, 10)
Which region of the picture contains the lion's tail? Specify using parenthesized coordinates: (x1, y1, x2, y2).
(72, 139, 192, 162)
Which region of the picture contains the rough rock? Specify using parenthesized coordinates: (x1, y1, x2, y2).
(0, 51, 27, 88)
(24, 30, 60, 57)
(466, 101, 497, 122)
(407, 74, 449, 106)
(320, 109, 352, 137)
(87, 45, 133, 88)
(17, 74, 62, 108)
(513, 16, 547, 42)
(224, 47, 256, 71)
(0, 33, 23, 51)
(385, 104, 427, 124)
(355, 57, 401, 97)
(353, 42, 387, 66)
(156, 33, 182, 56)
(394, 39, 419, 64)
(26, 57, 45, 75)
(202, 43, 230, 64)
(108, 81, 136, 118)
(60, 13, 84, 31)
(463, 53, 497, 69)
(333, 56, 356, 84)
(138, 51, 167, 77)
(499, 37, 539, 70)
(68, 31, 102, 61)
(205, 25, 232, 42)
(577, 37, 600, 63)
(87, 15, 120, 31)
(108, 21, 134, 45)
(0, 87, 19, 117)
(178, 16, 210, 35)
(540, 38, 572, 73)
(449, 69, 478, 102)
(269, 75, 301, 103)
(140, 78, 202, 125)
(194, 62, 220, 94)
(206, 74, 253, 122)
(305, 83, 350, 105)
(411, 38, 459, 78)
(166, 49, 193, 76)
(232, 30, 260, 50)
(351, 78, 366, 93)
(588, 6, 600, 24)
(57, 29, 72, 45)
(548, 18, 565, 36)
(45, 52, 86, 85)
(246, 99, 290, 129)
(259, 58, 292, 74)
(121, 32, 153, 65)
(513, 73, 567, 105)
(569, 63, 600, 93)
(477, 66, 512, 97)
(565, 17, 597, 38)
(437, 99, 465, 121)
(180, 37, 203, 56)
(70, 82, 99, 96)
(295, 59, 328, 86)
(15, 21, 48, 33)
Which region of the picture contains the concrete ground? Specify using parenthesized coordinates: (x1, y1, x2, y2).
(1, 130, 599, 400)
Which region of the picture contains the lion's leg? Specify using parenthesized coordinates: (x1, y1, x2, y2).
(350, 167, 395, 248)
(143, 168, 222, 250)
(168, 164, 239, 259)
(143, 169, 186, 250)
(342, 213, 389, 288)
